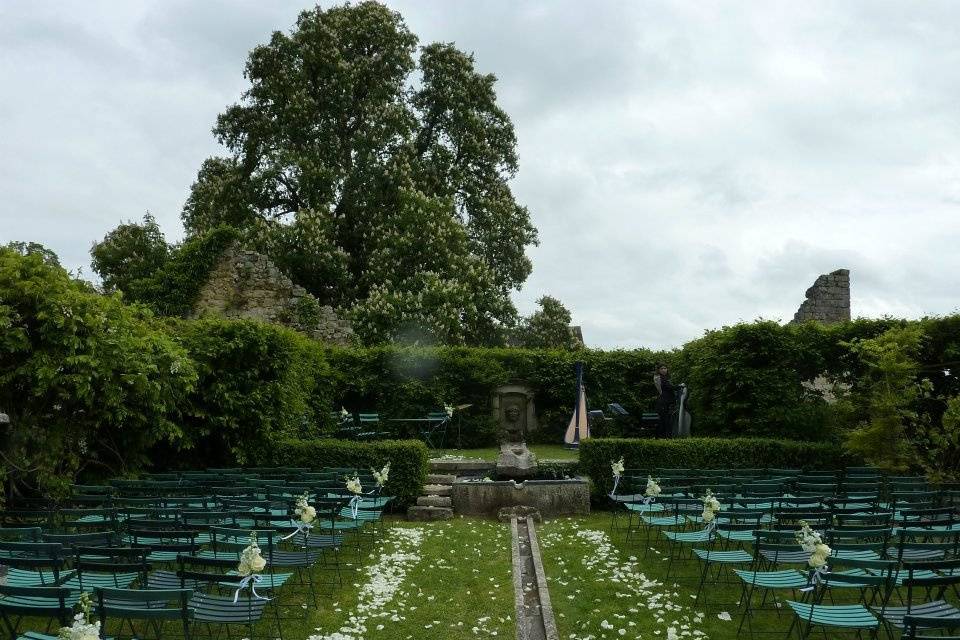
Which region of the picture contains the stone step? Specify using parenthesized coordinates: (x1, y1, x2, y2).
(417, 495, 452, 508)
(422, 484, 452, 497)
(426, 473, 457, 485)
(429, 459, 496, 473)
(407, 505, 454, 521)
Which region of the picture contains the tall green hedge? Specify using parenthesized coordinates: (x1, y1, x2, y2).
(151, 318, 333, 469)
(270, 439, 429, 507)
(671, 318, 960, 440)
(580, 437, 862, 497)
(0, 246, 197, 498)
(321, 346, 660, 446)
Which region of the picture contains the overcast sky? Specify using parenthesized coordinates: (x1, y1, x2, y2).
(2, 1, 959, 349)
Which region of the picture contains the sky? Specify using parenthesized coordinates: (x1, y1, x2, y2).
(2, 1, 959, 349)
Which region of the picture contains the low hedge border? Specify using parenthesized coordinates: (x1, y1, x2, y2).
(580, 437, 861, 498)
(271, 438, 429, 508)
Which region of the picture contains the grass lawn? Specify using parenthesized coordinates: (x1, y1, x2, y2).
(431, 443, 579, 462)
(20, 513, 914, 640)
(290, 518, 514, 639)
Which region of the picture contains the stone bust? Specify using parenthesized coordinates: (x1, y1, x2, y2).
(502, 402, 525, 442)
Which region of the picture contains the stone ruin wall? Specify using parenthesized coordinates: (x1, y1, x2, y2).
(192, 246, 354, 345)
(790, 268, 850, 324)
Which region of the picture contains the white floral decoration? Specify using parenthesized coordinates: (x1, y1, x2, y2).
(58, 592, 99, 640)
(294, 492, 316, 525)
(346, 476, 363, 495)
(371, 462, 391, 487)
(645, 476, 662, 498)
(237, 532, 267, 577)
(700, 489, 721, 524)
(610, 457, 625, 478)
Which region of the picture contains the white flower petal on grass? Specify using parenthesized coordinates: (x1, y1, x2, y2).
(307, 528, 425, 640)
(717, 612, 732, 621)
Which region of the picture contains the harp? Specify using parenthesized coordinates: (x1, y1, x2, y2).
(563, 361, 589, 447)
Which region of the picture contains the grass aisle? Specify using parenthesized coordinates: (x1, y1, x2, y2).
(302, 518, 514, 640)
(539, 515, 741, 640)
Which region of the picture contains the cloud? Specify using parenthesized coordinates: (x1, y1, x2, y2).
(2, 0, 959, 348)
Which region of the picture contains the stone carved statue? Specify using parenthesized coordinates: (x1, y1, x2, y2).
(494, 387, 537, 478)
(502, 403, 524, 441)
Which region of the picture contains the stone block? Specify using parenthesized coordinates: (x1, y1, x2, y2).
(497, 505, 542, 523)
(407, 506, 453, 521)
(422, 484, 452, 496)
(417, 495, 452, 507)
(496, 442, 538, 479)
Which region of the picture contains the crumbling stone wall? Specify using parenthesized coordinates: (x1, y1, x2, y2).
(790, 268, 850, 324)
(192, 246, 354, 345)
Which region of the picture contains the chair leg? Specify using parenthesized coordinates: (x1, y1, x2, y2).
(695, 560, 711, 600)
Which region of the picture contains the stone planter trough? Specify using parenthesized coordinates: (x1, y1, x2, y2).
(451, 477, 590, 518)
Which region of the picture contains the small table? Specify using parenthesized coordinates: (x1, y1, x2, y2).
(387, 416, 449, 446)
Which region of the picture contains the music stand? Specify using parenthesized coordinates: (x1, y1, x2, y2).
(454, 403, 472, 449)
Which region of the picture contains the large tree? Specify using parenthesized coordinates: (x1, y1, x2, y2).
(182, 1, 538, 344)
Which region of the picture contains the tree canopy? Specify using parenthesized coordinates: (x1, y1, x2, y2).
(181, 1, 538, 345)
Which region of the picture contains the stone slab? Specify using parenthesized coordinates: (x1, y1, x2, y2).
(496, 442, 538, 479)
(426, 474, 457, 485)
(429, 459, 496, 473)
(406, 506, 453, 521)
(422, 484, 452, 496)
(417, 495, 452, 507)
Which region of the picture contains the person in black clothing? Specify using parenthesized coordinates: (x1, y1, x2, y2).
(653, 363, 675, 438)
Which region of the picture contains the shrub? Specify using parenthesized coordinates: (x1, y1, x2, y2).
(580, 437, 861, 498)
(158, 318, 333, 468)
(323, 346, 660, 446)
(0, 245, 196, 499)
(270, 439, 429, 507)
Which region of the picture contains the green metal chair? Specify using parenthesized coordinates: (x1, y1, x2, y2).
(733, 564, 810, 639)
(902, 614, 960, 640)
(67, 546, 150, 592)
(420, 412, 449, 449)
(690, 511, 764, 601)
(890, 528, 960, 563)
(873, 559, 960, 635)
(94, 586, 193, 640)
(175, 554, 279, 640)
(0, 542, 72, 589)
(785, 557, 895, 640)
(0, 584, 77, 639)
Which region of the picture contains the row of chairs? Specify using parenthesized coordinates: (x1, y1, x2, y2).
(0, 466, 393, 639)
(612, 479, 960, 639)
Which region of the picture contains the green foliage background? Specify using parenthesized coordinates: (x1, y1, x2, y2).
(4, 244, 960, 498)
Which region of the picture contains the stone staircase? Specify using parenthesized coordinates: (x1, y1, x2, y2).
(406, 473, 456, 521)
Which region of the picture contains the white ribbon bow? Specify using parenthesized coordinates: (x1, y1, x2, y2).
(232, 574, 272, 603)
(280, 520, 314, 541)
(349, 494, 362, 519)
(800, 565, 830, 592)
(609, 475, 621, 497)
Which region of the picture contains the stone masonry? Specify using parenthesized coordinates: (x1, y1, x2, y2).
(192, 245, 354, 345)
(790, 268, 850, 324)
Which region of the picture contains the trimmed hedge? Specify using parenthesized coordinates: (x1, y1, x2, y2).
(270, 439, 429, 508)
(322, 346, 660, 446)
(580, 437, 862, 497)
(147, 318, 332, 470)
